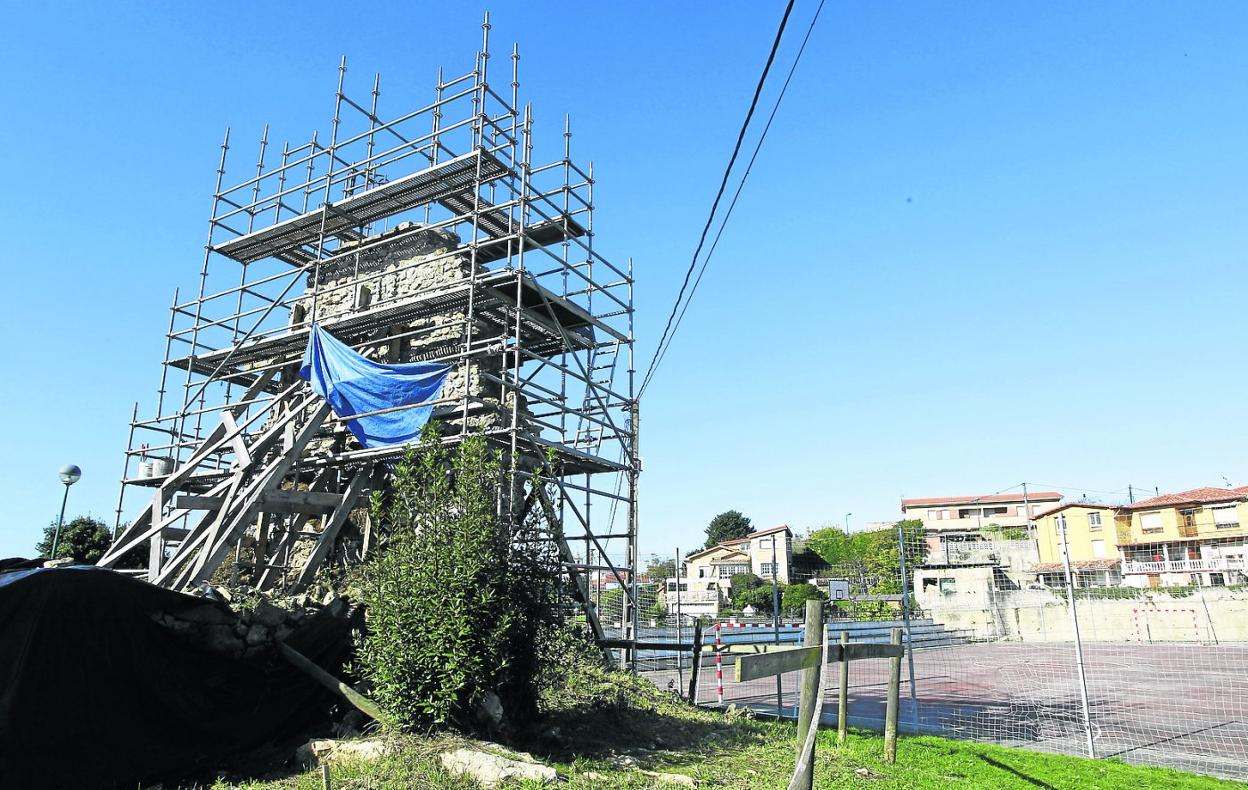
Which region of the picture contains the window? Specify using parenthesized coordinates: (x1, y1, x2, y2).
(939, 577, 956, 594)
(927, 509, 944, 520)
(698, 567, 707, 578)
(717, 563, 748, 578)
(983, 506, 1008, 517)
(1090, 539, 1106, 559)
(959, 508, 981, 519)
(1180, 508, 1197, 529)
(740, 541, 750, 551)
(760, 562, 776, 577)
(1088, 512, 1103, 530)
(1213, 507, 1239, 528)
(666, 582, 688, 593)
(1140, 512, 1164, 533)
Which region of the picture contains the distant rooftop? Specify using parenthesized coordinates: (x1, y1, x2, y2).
(902, 491, 1062, 509)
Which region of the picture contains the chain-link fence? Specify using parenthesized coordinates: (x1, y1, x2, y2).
(629, 534, 1248, 781)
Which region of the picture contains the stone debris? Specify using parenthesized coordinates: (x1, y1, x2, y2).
(151, 586, 345, 660)
(295, 737, 392, 768)
(439, 747, 558, 787)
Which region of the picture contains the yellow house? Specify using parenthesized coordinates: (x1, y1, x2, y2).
(1032, 503, 1123, 587)
(1115, 487, 1248, 588)
(1032, 487, 1248, 589)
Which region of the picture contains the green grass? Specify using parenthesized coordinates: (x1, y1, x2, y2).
(215, 667, 1237, 789)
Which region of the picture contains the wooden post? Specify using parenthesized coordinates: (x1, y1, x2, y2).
(794, 599, 825, 790)
(321, 763, 331, 790)
(884, 627, 901, 764)
(837, 631, 849, 744)
(687, 619, 704, 703)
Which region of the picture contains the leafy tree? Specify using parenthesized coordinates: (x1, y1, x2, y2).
(644, 555, 675, 580)
(728, 572, 763, 603)
(36, 515, 144, 568)
(704, 510, 754, 548)
(781, 582, 826, 616)
(805, 525, 874, 568)
(355, 429, 561, 732)
(734, 584, 776, 615)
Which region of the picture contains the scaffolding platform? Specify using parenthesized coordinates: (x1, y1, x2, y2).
(105, 16, 639, 648)
(213, 150, 510, 265)
(167, 269, 622, 384)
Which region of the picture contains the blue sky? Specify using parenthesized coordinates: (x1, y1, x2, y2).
(1, 2, 1246, 560)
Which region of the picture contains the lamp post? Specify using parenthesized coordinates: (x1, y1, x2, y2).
(49, 464, 82, 561)
(845, 512, 853, 533)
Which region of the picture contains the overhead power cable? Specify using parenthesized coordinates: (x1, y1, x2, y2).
(644, 0, 826, 387)
(638, 0, 798, 398)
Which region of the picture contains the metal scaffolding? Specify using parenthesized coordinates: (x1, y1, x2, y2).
(99, 14, 639, 647)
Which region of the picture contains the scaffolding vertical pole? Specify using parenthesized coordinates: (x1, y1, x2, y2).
(179, 128, 230, 463)
(113, 401, 139, 535)
(627, 399, 640, 669)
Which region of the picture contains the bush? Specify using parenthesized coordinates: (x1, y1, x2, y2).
(37, 515, 144, 567)
(354, 430, 561, 733)
(781, 582, 826, 615)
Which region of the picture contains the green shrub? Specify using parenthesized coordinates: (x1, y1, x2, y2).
(354, 430, 561, 733)
(781, 582, 826, 615)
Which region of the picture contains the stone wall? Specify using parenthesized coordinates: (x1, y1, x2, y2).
(291, 221, 530, 441)
(923, 585, 1248, 643)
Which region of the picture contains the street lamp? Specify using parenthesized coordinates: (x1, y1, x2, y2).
(845, 512, 853, 533)
(49, 464, 82, 561)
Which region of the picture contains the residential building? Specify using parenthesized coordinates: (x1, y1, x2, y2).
(1115, 487, 1248, 588)
(901, 491, 1063, 557)
(665, 524, 794, 617)
(1031, 503, 1123, 587)
(1029, 487, 1248, 589)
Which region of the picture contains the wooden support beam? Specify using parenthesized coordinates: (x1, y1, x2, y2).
(884, 627, 902, 764)
(735, 645, 822, 683)
(794, 600, 825, 790)
(277, 642, 382, 722)
(183, 402, 333, 589)
(722, 641, 903, 662)
(177, 495, 226, 510)
(289, 465, 372, 592)
(181, 490, 344, 515)
(687, 619, 703, 703)
(261, 489, 344, 514)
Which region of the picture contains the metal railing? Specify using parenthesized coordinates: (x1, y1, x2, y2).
(1122, 557, 1246, 574)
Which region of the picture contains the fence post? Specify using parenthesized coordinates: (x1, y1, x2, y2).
(795, 599, 825, 790)
(715, 622, 724, 704)
(688, 619, 704, 703)
(884, 627, 901, 764)
(837, 631, 849, 744)
(896, 524, 919, 723)
(1058, 515, 1096, 759)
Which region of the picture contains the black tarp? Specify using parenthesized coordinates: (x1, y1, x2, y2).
(0, 565, 353, 788)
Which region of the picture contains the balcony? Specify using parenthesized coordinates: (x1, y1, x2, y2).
(668, 590, 720, 604)
(1122, 557, 1246, 575)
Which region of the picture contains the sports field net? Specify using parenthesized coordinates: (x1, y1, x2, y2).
(634, 536, 1248, 781)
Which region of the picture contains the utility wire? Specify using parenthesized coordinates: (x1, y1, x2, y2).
(645, 0, 826, 387)
(639, 0, 798, 397)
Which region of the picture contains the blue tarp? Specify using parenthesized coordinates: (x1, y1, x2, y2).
(299, 324, 451, 448)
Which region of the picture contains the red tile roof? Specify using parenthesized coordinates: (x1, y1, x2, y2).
(721, 524, 791, 545)
(902, 492, 1062, 508)
(1032, 502, 1114, 518)
(1121, 487, 1248, 511)
(684, 524, 791, 561)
